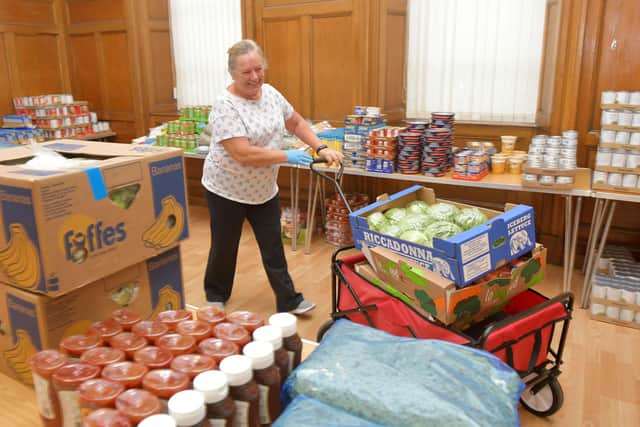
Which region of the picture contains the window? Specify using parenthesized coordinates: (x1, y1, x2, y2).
(406, 0, 548, 124)
(169, 0, 242, 107)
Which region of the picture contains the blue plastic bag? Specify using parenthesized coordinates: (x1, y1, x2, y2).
(282, 319, 523, 427)
(273, 394, 385, 427)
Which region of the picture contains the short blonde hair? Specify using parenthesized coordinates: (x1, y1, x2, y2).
(227, 39, 267, 73)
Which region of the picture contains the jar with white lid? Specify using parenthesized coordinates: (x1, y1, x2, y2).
(562, 138, 578, 147)
(618, 110, 633, 127)
(562, 130, 578, 139)
(596, 147, 612, 166)
(630, 132, 640, 146)
(559, 158, 576, 169)
(607, 173, 622, 186)
(602, 110, 618, 125)
(632, 111, 640, 127)
(528, 145, 546, 154)
(600, 130, 616, 143)
(547, 136, 563, 147)
(601, 91, 616, 104)
(560, 148, 577, 157)
(531, 135, 547, 145)
(615, 131, 630, 144)
(626, 150, 640, 168)
(611, 149, 627, 167)
(616, 91, 630, 104)
(630, 91, 640, 106)
(622, 174, 638, 188)
(527, 154, 544, 163)
(592, 171, 608, 185)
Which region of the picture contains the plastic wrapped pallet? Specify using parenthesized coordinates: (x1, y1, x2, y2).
(282, 319, 524, 427)
(273, 395, 384, 427)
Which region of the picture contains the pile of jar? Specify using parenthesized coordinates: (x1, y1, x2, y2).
(601, 90, 640, 125)
(29, 307, 303, 427)
(521, 131, 578, 185)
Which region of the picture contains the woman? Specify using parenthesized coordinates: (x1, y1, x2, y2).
(202, 39, 343, 314)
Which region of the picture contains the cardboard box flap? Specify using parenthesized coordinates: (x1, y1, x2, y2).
(41, 140, 182, 157)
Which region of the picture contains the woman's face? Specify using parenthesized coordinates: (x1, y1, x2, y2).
(231, 51, 265, 100)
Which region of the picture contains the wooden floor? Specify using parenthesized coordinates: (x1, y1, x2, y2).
(1, 204, 639, 426)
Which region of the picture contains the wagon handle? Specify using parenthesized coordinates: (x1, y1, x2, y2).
(310, 158, 351, 213)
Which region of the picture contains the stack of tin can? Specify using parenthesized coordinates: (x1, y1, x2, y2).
(521, 131, 578, 186)
(421, 113, 455, 176)
(365, 127, 402, 173)
(397, 120, 428, 174)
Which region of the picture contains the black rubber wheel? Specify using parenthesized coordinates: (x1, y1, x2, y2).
(316, 319, 335, 342)
(520, 376, 564, 417)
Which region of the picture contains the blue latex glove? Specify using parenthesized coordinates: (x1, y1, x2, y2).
(285, 150, 313, 166)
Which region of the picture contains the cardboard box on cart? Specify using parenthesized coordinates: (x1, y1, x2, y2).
(0, 246, 185, 385)
(349, 185, 536, 286)
(367, 244, 546, 328)
(0, 140, 189, 296)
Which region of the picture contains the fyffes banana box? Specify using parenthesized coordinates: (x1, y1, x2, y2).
(0, 140, 189, 296)
(0, 246, 184, 385)
(368, 244, 546, 327)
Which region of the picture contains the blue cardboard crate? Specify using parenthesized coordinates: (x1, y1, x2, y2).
(349, 185, 536, 286)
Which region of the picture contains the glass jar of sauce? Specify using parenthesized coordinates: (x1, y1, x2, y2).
(83, 408, 132, 427)
(52, 363, 101, 427)
(89, 319, 123, 343)
(156, 309, 193, 331)
(196, 306, 226, 328)
(170, 354, 216, 381)
(219, 355, 260, 427)
(30, 349, 67, 427)
(142, 369, 190, 411)
(60, 334, 101, 361)
(102, 361, 149, 389)
(193, 370, 235, 427)
(80, 347, 126, 369)
(111, 309, 143, 331)
(226, 310, 264, 333)
(115, 389, 162, 424)
(213, 323, 250, 349)
(268, 312, 302, 372)
(156, 333, 197, 356)
(77, 378, 124, 417)
(243, 341, 282, 424)
(198, 338, 239, 364)
(131, 320, 169, 344)
(175, 320, 212, 343)
(253, 325, 290, 385)
(168, 390, 208, 427)
(110, 332, 148, 359)
(133, 346, 174, 369)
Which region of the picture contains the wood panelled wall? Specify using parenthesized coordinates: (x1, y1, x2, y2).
(0, 0, 176, 143)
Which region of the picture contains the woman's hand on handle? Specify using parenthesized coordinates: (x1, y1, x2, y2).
(317, 147, 343, 165)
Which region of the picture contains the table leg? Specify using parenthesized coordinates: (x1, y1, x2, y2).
(567, 196, 582, 293)
(581, 201, 616, 308)
(304, 171, 314, 254)
(581, 198, 600, 273)
(581, 198, 607, 304)
(563, 196, 572, 292)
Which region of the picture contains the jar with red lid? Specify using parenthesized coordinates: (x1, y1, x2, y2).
(156, 333, 196, 356)
(156, 309, 193, 331)
(131, 320, 169, 343)
(142, 369, 190, 410)
(89, 319, 123, 342)
(111, 309, 142, 331)
(175, 320, 211, 343)
(198, 338, 239, 364)
(110, 332, 148, 359)
(30, 349, 67, 427)
(213, 322, 250, 348)
(83, 408, 132, 427)
(227, 310, 265, 333)
(115, 389, 162, 424)
(170, 354, 216, 380)
(80, 347, 126, 369)
(78, 378, 124, 417)
(102, 361, 149, 389)
(196, 305, 226, 328)
(134, 346, 174, 369)
(60, 334, 102, 360)
(52, 363, 101, 427)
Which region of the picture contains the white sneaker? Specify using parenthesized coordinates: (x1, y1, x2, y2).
(206, 301, 224, 309)
(289, 299, 316, 315)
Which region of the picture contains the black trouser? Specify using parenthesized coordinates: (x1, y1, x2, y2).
(204, 190, 303, 312)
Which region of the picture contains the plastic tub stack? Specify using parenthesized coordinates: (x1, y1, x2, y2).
(520, 131, 579, 189)
(27, 305, 304, 426)
(156, 106, 211, 152)
(365, 127, 403, 173)
(0, 114, 44, 146)
(343, 106, 386, 169)
(13, 94, 109, 139)
(589, 245, 640, 328)
(324, 192, 369, 247)
(421, 112, 455, 176)
(592, 90, 640, 193)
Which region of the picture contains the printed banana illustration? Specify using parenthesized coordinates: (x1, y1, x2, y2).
(142, 196, 185, 249)
(0, 224, 40, 288)
(150, 285, 182, 319)
(4, 329, 38, 384)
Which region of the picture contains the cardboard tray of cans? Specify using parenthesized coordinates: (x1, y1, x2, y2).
(521, 167, 576, 190)
(592, 182, 640, 195)
(590, 297, 640, 330)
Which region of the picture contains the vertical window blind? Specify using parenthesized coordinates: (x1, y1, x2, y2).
(406, 0, 547, 123)
(169, 0, 242, 108)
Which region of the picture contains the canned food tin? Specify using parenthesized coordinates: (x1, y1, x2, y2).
(528, 145, 546, 154)
(556, 176, 574, 184)
(601, 91, 616, 104)
(562, 138, 578, 147)
(608, 173, 622, 186)
(559, 158, 576, 169)
(632, 111, 640, 127)
(630, 132, 640, 146)
(618, 110, 633, 127)
(526, 161, 543, 169)
(522, 173, 538, 182)
(540, 175, 555, 184)
(592, 171, 608, 184)
(531, 135, 547, 145)
(560, 148, 577, 157)
(545, 147, 561, 156)
(600, 130, 616, 143)
(548, 136, 563, 147)
(602, 110, 619, 125)
(611, 149, 627, 167)
(543, 154, 558, 163)
(596, 147, 612, 166)
(562, 130, 578, 139)
(626, 150, 640, 168)
(630, 92, 640, 106)
(527, 154, 544, 163)
(622, 174, 638, 188)
(615, 131, 631, 144)
(616, 91, 630, 104)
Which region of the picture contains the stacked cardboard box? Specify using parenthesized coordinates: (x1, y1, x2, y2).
(0, 140, 190, 383)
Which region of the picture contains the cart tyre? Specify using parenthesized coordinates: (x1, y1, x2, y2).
(316, 320, 335, 342)
(520, 376, 563, 417)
